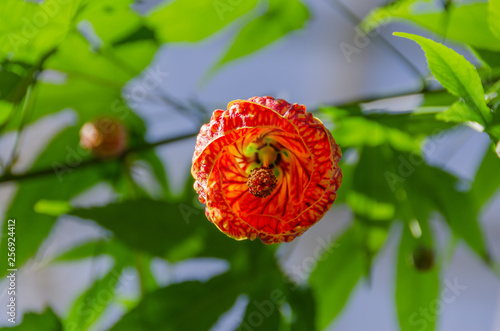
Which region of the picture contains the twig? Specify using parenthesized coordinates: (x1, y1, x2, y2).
(0, 131, 198, 185)
(3, 85, 36, 174)
(327, 0, 426, 87)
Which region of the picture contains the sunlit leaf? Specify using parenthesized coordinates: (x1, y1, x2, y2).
(78, 0, 143, 45)
(34, 199, 72, 216)
(46, 33, 157, 86)
(146, 0, 259, 43)
(0, 0, 80, 63)
(364, 2, 500, 51)
(489, 0, 500, 39)
(4, 32, 157, 133)
(437, 101, 485, 125)
(422, 90, 458, 107)
(321, 106, 452, 151)
(361, 0, 431, 34)
(394, 32, 491, 125)
(215, 0, 309, 69)
(0, 100, 13, 126)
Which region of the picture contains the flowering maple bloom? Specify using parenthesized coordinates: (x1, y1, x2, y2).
(191, 96, 342, 244)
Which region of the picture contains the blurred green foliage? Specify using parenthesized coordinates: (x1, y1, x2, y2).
(0, 0, 500, 331)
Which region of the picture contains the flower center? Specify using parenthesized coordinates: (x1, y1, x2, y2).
(247, 166, 277, 198)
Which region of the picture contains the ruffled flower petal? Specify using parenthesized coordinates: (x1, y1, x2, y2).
(192, 96, 342, 244)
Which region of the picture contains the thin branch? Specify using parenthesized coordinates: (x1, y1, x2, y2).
(320, 72, 500, 110)
(2, 48, 58, 172)
(328, 0, 426, 87)
(65, 71, 124, 90)
(3, 85, 36, 173)
(0, 131, 198, 185)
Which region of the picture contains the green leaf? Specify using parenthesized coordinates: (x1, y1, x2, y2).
(146, 0, 259, 43)
(0, 308, 62, 330)
(364, 110, 454, 137)
(489, 0, 500, 39)
(215, 0, 309, 68)
(113, 25, 157, 47)
(3, 34, 157, 133)
(0, 127, 104, 276)
(0, 0, 77, 63)
(287, 286, 316, 331)
(0, 100, 13, 126)
(78, 0, 143, 45)
(422, 90, 458, 107)
(46, 33, 156, 86)
(364, 2, 500, 52)
(321, 106, 452, 151)
(133, 149, 171, 200)
(109, 272, 240, 331)
(434, 182, 487, 259)
(437, 101, 485, 125)
(330, 114, 419, 151)
(347, 191, 395, 221)
(53, 241, 104, 262)
(309, 223, 366, 329)
(350, 146, 399, 221)
(0, 64, 27, 103)
(394, 32, 491, 125)
(238, 291, 282, 331)
(396, 222, 439, 331)
(361, 0, 429, 32)
(3, 80, 116, 132)
(69, 199, 199, 257)
(34, 199, 72, 216)
(65, 264, 125, 331)
(473, 48, 500, 69)
(471, 145, 500, 208)
(52, 239, 132, 264)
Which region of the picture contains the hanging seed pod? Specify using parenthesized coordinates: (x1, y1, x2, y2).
(80, 117, 127, 158)
(411, 245, 435, 271)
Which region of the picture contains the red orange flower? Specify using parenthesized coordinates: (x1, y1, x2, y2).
(191, 96, 342, 244)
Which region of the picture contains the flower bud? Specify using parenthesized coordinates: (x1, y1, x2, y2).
(411, 245, 435, 272)
(80, 117, 127, 158)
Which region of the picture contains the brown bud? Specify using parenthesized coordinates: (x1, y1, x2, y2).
(80, 117, 127, 158)
(411, 245, 435, 272)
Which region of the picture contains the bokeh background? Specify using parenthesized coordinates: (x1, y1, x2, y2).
(1, 0, 500, 330)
